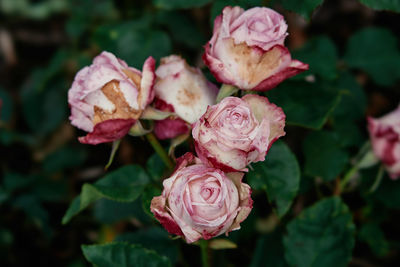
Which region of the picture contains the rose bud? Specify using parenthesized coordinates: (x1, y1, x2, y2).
(192, 95, 285, 172)
(150, 152, 253, 243)
(203, 6, 308, 91)
(153, 55, 218, 139)
(368, 105, 400, 179)
(68, 51, 155, 144)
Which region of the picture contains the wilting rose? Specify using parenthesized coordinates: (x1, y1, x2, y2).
(368, 105, 400, 179)
(154, 55, 218, 139)
(203, 6, 308, 91)
(192, 95, 285, 172)
(150, 153, 252, 243)
(68, 51, 155, 144)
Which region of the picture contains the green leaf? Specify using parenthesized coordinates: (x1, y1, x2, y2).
(21, 69, 68, 136)
(141, 185, 162, 218)
(358, 222, 390, 257)
(94, 198, 151, 225)
(93, 21, 172, 69)
(66, 0, 117, 38)
(82, 242, 171, 267)
(373, 175, 400, 209)
(359, 0, 400, 12)
(250, 231, 288, 267)
(303, 131, 349, 181)
(146, 153, 166, 181)
(0, 88, 12, 123)
(62, 165, 150, 224)
(331, 120, 364, 148)
(266, 80, 341, 129)
(247, 141, 300, 217)
(153, 0, 212, 10)
(3, 173, 35, 192)
(279, 0, 324, 20)
(43, 146, 87, 173)
(292, 36, 338, 80)
(62, 196, 81, 224)
(155, 11, 206, 50)
(332, 71, 366, 121)
(284, 197, 355, 267)
(344, 27, 400, 86)
(116, 227, 179, 264)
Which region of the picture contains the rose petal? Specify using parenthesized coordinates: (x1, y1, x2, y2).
(150, 195, 184, 237)
(154, 118, 189, 140)
(139, 56, 156, 109)
(78, 118, 136, 145)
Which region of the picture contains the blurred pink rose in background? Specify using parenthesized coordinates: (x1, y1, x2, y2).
(154, 55, 218, 139)
(150, 153, 252, 243)
(203, 6, 308, 91)
(192, 95, 285, 172)
(68, 51, 155, 144)
(368, 105, 400, 179)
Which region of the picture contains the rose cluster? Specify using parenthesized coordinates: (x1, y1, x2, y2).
(67, 6, 306, 243)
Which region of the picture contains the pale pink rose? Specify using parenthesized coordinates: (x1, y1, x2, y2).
(154, 55, 218, 139)
(68, 51, 155, 144)
(203, 6, 308, 91)
(368, 105, 400, 179)
(150, 153, 253, 243)
(192, 95, 285, 172)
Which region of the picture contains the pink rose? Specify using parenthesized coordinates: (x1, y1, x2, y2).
(203, 6, 308, 91)
(150, 153, 252, 243)
(153, 55, 218, 139)
(192, 95, 285, 172)
(368, 105, 400, 179)
(68, 51, 155, 144)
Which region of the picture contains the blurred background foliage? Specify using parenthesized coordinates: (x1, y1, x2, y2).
(0, 0, 400, 266)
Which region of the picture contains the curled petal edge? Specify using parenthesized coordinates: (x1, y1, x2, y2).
(78, 118, 136, 145)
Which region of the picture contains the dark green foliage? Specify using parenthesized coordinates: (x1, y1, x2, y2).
(344, 27, 400, 86)
(247, 141, 300, 217)
(62, 165, 150, 224)
(303, 131, 349, 181)
(284, 197, 355, 267)
(266, 81, 341, 129)
(279, 0, 324, 20)
(82, 242, 171, 267)
(1, 1, 399, 266)
(292, 36, 338, 80)
(359, 0, 400, 12)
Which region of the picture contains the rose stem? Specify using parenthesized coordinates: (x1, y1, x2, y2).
(340, 141, 371, 191)
(145, 132, 174, 170)
(369, 164, 385, 193)
(199, 239, 210, 267)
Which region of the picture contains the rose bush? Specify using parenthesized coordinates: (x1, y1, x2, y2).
(192, 95, 285, 172)
(368, 105, 400, 179)
(203, 6, 308, 91)
(153, 55, 218, 139)
(68, 51, 155, 144)
(150, 153, 252, 243)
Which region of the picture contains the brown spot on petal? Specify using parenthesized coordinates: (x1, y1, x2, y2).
(227, 38, 283, 87)
(122, 68, 142, 88)
(177, 86, 201, 107)
(92, 81, 141, 125)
